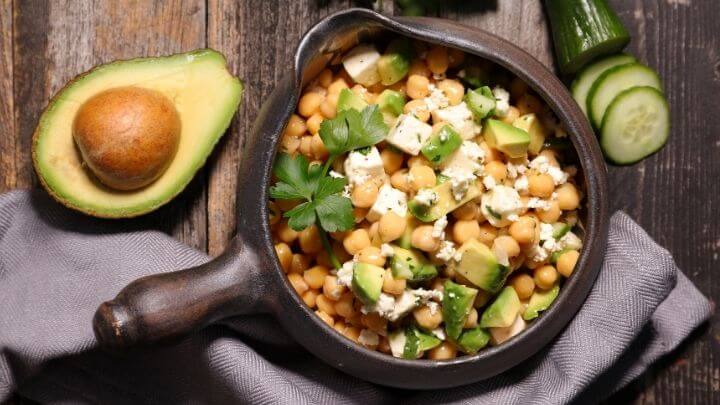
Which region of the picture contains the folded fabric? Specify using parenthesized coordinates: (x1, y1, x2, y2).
(0, 190, 711, 404)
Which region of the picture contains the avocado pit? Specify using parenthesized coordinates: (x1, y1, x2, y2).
(72, 86, 181, 190)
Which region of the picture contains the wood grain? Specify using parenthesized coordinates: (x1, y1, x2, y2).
(0, 0, 13, 191)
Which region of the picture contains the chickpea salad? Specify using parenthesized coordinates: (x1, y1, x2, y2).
(269, 38, 584, 360)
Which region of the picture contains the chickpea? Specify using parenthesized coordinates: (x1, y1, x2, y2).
(479, 141, 502, 162)
(438, 79, 464, 105)
(517, 93, 543, 115)
(317, 68, 333, 87)
(368, 222, 382, 246)
(510, 273, 535, 300)
(539, 150, 560, 167)
(493, 235, 521, 258)
(557, 250, 580, 277)
(464, 308, 478, 328)
(298, 92, 323, 117)
(328, 78, 349, 95)
(299, 225, 322, 254)
(315, 293, 337, 316)
(280, 133, 301, 154)
(299, 135, 313, 158)
(284, 114, 306, 137)
(316, 310, 335, 327)
(477, 223, 498, 247)
(353, 207, 368, 223)
(509, 216, 537, 245)
(378, 336, 391, 354)
(407, 155, 431, 168)
(500, 106, 521, 124)
(484, 161, 508, 182)
(528, 172, 555, 198)
(383, 269, 407, 295)
(356, 246, 386, 267)
(431, 121, 449, 135)
(290, 253, 311, 274)
(351, 181, 379, 208)
(311, 133, 328, 160)
(320, 276, 344, 302)
(302, 289, 319, 308)
(408, 58, 430, 77)
(343, 229, 371, 255)
(274, 243, 292, 273)
(431, 278, 446, 292)
(534, 265, 559, 290)
(453, 201, 479, 220)
(448, 48, 465, 67)
(361, 312, 388, 334)
(320, 99, 337, 119)
(452, 220, 481, 244)
(428, 342, 457, 360)
(509, 77, 529, 101)
(334, 292, 355, 318)
(426, 45, 449, 75)
(536, 200, 562, 223)
(378, 212, 407, 243)
(556, 183, 581, 210)
(390, 169, 412, 193)
(333, 321, 347, 334)
(404, 99, 430, 122)
(380, 148, 404, 174)
(287, 273, 309, 295)
(306, 112, 323, 135)
(343, 326, 361, 342)
(411, 225, 440, 252)
(277, 220, 298, 244)
(407, 74, 430, 99)
(413, 305, 443, 330)
(303, 265, 329, 289)
(409, 165, 436, 191)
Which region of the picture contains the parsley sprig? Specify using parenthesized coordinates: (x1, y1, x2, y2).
(270, 104, 388, 268)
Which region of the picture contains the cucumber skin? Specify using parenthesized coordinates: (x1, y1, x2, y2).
(571, 53, 636, 116)
(586, 63, 662, 129)
(600, 86, 670, 165)
(545, 0, 631, 75)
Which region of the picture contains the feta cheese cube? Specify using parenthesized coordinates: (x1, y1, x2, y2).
(424, 84, 449, 112)
(481, 185, 522, 227)
(492, 86, 510, 117)
(414, 188, 439, 207)
(435, 240, 459, 262)
(440, 141, 484, 175)
(359, 329, 380, 347)
(387, 290, 419, 321)
(336, 261, 354, 287)
(367, 184, 408, 222)
(432, 216, 448, 238)
(344, 146, 384, 185)
(386, 114, 433, 155)
(342, 44, 381, 86)
(529, 155, 568, 185)
(514, 175, 529, 193)
(490, 315, 527, 345)
(380, 243, 394, 257)
(431, 102, 482, 140)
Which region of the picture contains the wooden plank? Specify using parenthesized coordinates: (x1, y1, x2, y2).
(12, 0, 208, 250)
(0, 0, 13, 192)
(206, 0, 353, 256)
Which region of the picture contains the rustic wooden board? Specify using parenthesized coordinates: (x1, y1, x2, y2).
(1, 0, 718, 403)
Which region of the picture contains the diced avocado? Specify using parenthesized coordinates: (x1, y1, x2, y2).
(459, 65, 489, 88)
(408, 180, 481, 222)
(377, 89, 406, 116)
(453, 239, 509, 293)
(464, 86, 496, 120)
(550, 249, 570, 264)
(479, 286, 522, 328)
(390, 326, 442, 359)
(512, 113, 546, 155)
(390, 246, 438, 282)
(457, 327, 491, 354)
(552, 222, 570, 239)
(523, 284, 560, 321)
(489, 315, 526, 345)
(352, 263, 385, 304)
(377, 39, 413, 85)
(421, 125, 462, 165)
(482, 119, 531, 158)
(336, 88, 368, 113)
(442, 280, 479, 340)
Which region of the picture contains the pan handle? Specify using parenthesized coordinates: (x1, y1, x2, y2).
(92, 236, 268, 349)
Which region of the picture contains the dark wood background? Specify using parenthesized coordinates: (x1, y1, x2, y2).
(1, 0, 718, 403)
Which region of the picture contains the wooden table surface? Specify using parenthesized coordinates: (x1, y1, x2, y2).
(1, 0, 718, 403)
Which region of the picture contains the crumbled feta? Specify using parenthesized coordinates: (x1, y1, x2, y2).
(414, 189, 439, 206)
(410, 288, 443, 303)
(527, 197, 552, 211)
(387, 290, 419, 321)
(362, 293, 396, 317)
(432, 216, 448, 238)
(490, 315, 527, 345)
(329, 170, 345, 179)
(427, 301, 440, 316)
(514, 175, 529, 193)
(492, 240, 511, 267)
(386, 114, 433, 155)
(539, 222, 554, 241)
(431, 327, 446, 340)
(431, 102, 482, 140)
(440, 141, 485, 180)
(506, 160, 529, 179)
(424, 84, 450, 112)
(529, 155, 568, 185)
(528, 243, 549, 262)
(435, 240, 459, 262)
(367, 184, 408, 222)
(492, 86, 510, 117)
(380, 243, 395, 257)
(359, 329, 380, 347)
(559, 231, 583, 250)
(336, 261, 355, 287)
(342, 44, 381, 86)
(483, 175, 497, 190)
(507, 214, 519, 222)
(389, 330, 407, 358)
(342, 183, 352, 199)
(443, 166, 477, 201)
(481, 185, 523, 226)
(344, 146, 385, 185)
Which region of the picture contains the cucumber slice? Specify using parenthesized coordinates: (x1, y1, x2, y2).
(571, 54, 636, 116)
(587, 63, 662, 129)
(600, 86, 669, 164)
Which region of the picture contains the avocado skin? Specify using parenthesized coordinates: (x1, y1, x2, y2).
(32, 49, 243, 218)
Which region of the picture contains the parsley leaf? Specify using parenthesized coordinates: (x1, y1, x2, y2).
(270, 154, 314, 200)
(319, 104, 388, 156)
(315, 194, 354, 232)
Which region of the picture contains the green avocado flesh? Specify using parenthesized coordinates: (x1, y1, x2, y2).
(483, 119, 530, 158)
(479, 286, 521, 328)
(408, 180, 480, 222)
(454, 238, 508, 293)
(442, 280, 478, 340)
(523, 284, 560, 321)
(390, 246, 438, 282)
(457, 327, 491, 354)
(337, 88, 368, 113)
(33, 49, 243, 218)
(352, 263, 385, 304)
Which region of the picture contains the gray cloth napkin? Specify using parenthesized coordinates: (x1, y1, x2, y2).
(0, 189, 711, 404)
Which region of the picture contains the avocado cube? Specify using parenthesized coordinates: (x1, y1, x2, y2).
(352, 263, 385, 304)
(337, 88, 368, 113)
(464, 86, 496, 120)
(390, 326, 442, 359)
(421, 125, 463, 165)
(482, 119, 531, 158)
(458, 65, 490, 89)
(442, 280, 479, 340)
(457, 327, 491, 354)
(408, 180, 480, 222)
(377, 39, 413, 85)
(522, 283, 560, 321)
(512, 113, 547, 155)
(390, 246, 438, 282)
(479, 286, 522, 328)
(377, 89, 406, 116)
(454, 238, 509, 293)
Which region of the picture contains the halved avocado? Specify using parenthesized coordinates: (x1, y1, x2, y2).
(33, 49, 243, 218)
